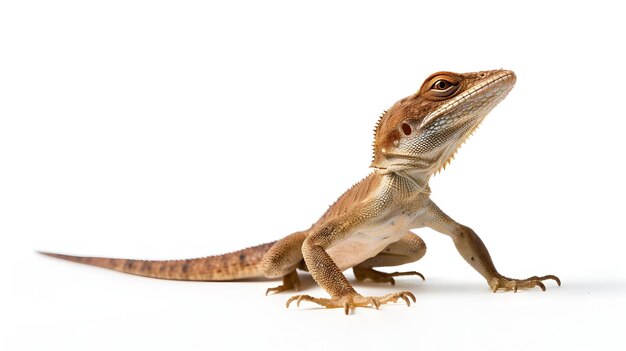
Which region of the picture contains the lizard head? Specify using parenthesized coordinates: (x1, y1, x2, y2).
(371, 69, 516, 175)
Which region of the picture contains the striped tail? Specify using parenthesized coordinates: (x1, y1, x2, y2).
(38, 242, 276, 281)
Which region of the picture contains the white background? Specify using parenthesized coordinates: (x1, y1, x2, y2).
(1, 1, 625, 350)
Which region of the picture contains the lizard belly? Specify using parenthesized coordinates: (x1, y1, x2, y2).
(326, 214, 412, 271)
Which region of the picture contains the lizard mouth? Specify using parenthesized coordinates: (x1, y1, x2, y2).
(420, 70, 516, 128)
(431, 72, 516, 173)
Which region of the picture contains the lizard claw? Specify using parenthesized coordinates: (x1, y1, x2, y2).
(491, 279, 500, 293)
(286, 291, 416, 314)
(489, 274, 561, 293)
(368, 297, 380, 309)
(266, 271, 300, 296)
(286, 294, 311, 308)
(535, 281, 546, 292)
(353, 267, 425, 285)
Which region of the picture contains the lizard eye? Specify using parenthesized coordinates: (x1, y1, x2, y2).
(401, 122, 412, 136)
(432, 80, 452, 90)
(421, 73, 461, 100)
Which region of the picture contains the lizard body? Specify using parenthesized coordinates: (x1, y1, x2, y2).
(40, 69, 560, 314)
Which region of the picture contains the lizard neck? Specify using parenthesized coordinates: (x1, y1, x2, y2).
(396, 168, 431, 193)
(375, 167, 431, 195)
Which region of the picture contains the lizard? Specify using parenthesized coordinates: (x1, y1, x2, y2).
(39, 69, 560, 314)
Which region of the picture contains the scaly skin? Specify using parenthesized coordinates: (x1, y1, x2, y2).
(39, 242, 275, 280)
(40, 69, 560, 314)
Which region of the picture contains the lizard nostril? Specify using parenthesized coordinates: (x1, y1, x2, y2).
(479, 72, 487, 78)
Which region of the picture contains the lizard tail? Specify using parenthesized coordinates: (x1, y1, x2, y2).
(37, 241, 276, 281)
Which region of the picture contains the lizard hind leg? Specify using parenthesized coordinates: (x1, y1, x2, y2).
(266, 270, 301, 295)
(261, 231, 307, 295)
(353, 231, 426, 285)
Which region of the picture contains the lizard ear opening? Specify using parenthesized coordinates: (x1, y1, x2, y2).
(401, 122, 412, 136)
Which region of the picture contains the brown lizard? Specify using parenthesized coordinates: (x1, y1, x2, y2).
(40, 69, 560, 314)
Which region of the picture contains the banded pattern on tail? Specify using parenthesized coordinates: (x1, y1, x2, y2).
(38, 242, 276, 281)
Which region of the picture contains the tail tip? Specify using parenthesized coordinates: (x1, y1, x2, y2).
(36, 251, 70, 259)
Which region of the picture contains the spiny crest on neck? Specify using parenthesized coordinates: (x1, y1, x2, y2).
(371, 110, 388, 163)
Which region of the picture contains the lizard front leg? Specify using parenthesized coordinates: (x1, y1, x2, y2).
(421, 200, 560, 292)
(286, 220, 415, 314)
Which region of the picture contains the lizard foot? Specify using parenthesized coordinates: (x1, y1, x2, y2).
(489, 274, 561, 293)
(286, 291, 416, 315)
(353, 267, 425, 285)
(266, 270, 300, 296)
